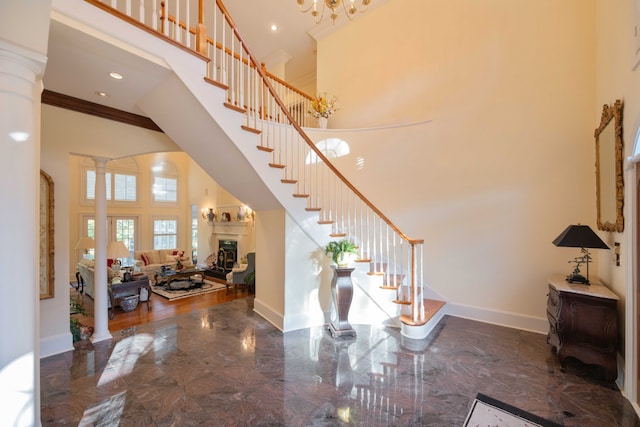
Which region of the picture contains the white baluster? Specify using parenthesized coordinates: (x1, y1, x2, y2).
(152, 0, 158, 31)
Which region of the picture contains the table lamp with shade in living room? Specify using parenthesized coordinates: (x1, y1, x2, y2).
(552, 224, 609, 285)
(74, 236, 94, 259)
(107, 241, 130, 275)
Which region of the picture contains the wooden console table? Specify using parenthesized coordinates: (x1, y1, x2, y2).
(108, 276, 152, 319)
(546, 274, 618, 381)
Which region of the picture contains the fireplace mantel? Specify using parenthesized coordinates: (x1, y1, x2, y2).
(212, 221, 249, 236)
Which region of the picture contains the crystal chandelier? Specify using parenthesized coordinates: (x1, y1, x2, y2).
(297, 0, 372, 24)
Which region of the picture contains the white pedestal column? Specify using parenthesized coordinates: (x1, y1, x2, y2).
(0, 45, 46, 427)
(91, 157, 112, 342)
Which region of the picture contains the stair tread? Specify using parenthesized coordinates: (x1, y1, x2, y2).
(293, 194, 309, 198)
(380, 285, 399, 290)
(241, 125, 261, 134)
(204, 77, 228, 91)
(399, 299, 446, 326)
(393, 299, 412, 305)
(318, 220, 334, 224)
(329, 233, 347, 238)
(257, 145, 273, 152)
(269, 163, 286, 169)
(281, 179, 297, 184)
(305, 207, 321, 212)
(224, 102, 246, 113)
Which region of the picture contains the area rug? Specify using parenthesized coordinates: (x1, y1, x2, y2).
(464, 393, 562, 427)
(151, 279, 226, 301)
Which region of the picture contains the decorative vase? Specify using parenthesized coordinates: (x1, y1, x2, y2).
(329, 267, 357, 338)
(318, 116, 328, 129)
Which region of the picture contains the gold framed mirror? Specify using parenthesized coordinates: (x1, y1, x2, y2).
(40, 169, 55, 299)
(595, 99, 624, 232)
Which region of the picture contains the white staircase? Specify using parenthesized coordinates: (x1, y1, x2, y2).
(56, 0, 447, 338)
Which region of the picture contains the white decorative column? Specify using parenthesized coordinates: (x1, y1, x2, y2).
(91, 157, 112, 342)
(0, 44, 46, 426)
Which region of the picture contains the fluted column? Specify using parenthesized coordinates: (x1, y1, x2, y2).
(91, 157, 112, 342)
(0, 44, 46, 427)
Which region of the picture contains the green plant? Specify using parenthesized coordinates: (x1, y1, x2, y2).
(70, 297, 90, 343)
(244, 270, 255, 287)
(324, 239, 358, 266)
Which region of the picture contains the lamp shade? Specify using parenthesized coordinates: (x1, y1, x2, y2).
(107, 241, 130, 259)
(74, 236, 95, 250)
(552, 224, 609, 250)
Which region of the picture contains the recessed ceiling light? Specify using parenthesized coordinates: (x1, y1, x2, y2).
(95, 91, 109, 98)
(270, 24, 278, 32)
(109, 71, 123, 80)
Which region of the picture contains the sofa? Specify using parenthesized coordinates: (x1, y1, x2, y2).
(133, 249, 193, 277)
(77, 259, 149, 303)
(77, 259, 114, 300)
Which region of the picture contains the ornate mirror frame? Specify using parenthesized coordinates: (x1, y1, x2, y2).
(595, 99, 624, 232)
(40, 170, 55, 299)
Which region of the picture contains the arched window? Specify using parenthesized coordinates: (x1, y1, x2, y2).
(306, 138, 351, 164)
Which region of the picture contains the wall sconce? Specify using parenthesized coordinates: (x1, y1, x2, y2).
(201, 208, 215, 224)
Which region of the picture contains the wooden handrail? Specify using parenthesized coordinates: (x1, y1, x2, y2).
(260, 63, 313, 100)
(214, 0, 423, 246)
(158, 6, 312, 101)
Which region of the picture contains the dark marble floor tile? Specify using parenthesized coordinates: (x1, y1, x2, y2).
(41, 300, 640, 426)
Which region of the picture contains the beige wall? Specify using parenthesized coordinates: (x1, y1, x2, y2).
(594, 0, 640, 359)
(0, 0, 51, 55)
(316, 0, 598, 320)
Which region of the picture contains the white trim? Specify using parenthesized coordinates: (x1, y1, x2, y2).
(253, 298, 284, 332)
(446, 303, 549, 334)
(39, 333, 73, 358)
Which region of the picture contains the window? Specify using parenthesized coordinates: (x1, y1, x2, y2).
(86, 171, 137, 201)
(152, 176, 177, 202)
(154, 219, 177, 249)
(81, 216, 137, 265)
(82, 157, 138, 203)
(151, 160, 178, 203)
(191, 204, 198, 263)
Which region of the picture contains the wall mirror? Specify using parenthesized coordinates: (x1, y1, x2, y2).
(40, 170, 55, 299)
(595, 99, 624, 232)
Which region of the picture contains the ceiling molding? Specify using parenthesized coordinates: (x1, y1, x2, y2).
(41, 90, 163, 133)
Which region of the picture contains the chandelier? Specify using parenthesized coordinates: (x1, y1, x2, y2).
(297, 0, 372, 24)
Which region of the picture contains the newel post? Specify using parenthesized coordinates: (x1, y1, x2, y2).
(195, 0, 208, 56)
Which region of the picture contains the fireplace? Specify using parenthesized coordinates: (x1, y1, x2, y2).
(218, 240, 237, 271)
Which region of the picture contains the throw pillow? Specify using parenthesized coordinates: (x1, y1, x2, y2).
(141, 253, 151, 266)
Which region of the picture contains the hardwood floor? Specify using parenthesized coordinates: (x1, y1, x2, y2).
(71, 276, 250, 333)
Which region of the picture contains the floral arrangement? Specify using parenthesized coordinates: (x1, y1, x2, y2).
(308, 93, 338, 119)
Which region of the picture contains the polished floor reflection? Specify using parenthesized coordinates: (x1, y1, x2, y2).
(41, 298, 640, 426)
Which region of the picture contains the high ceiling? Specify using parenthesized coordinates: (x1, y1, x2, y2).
(43, 1, 386, 115)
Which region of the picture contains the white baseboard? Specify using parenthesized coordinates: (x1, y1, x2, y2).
(253, 298, 284, 332)
(40, 333, 73, 358)
(445, 302, 548, 334)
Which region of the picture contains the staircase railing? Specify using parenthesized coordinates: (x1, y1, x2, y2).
(84, 0, 428, 327)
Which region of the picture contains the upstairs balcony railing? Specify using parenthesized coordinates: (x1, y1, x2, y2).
(85, 0, 428, 327)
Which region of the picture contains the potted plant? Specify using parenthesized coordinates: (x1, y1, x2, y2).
(70, 297, 93, 342)
(324, 239, 358, 267)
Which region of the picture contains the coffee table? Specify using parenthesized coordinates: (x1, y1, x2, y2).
(154, 268, 206, 290)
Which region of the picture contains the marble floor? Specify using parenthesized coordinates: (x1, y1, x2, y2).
(41, 298, 640, 426)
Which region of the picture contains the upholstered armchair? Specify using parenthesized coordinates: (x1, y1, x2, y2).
(226, 252, 255, 293)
